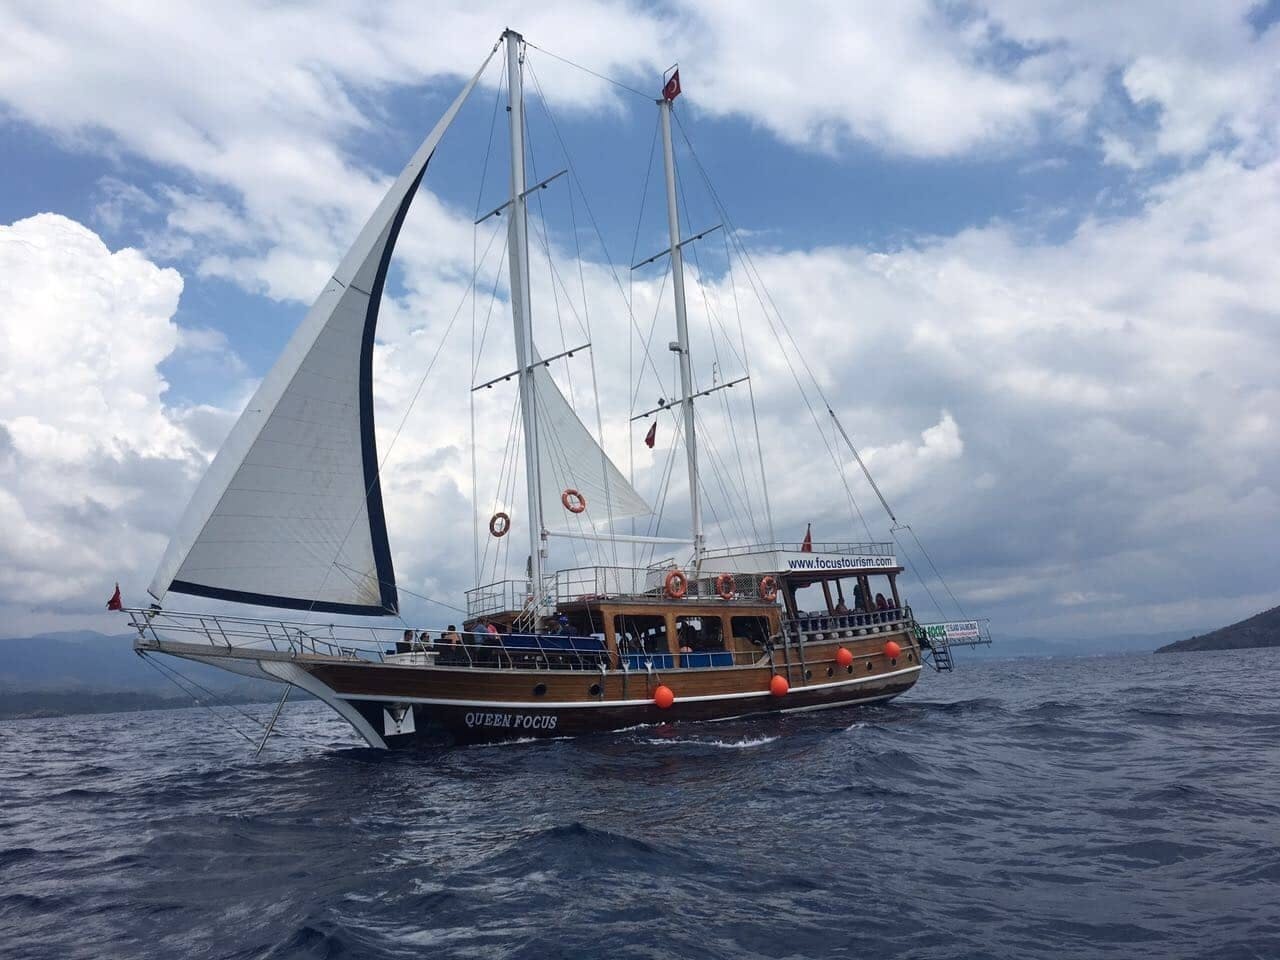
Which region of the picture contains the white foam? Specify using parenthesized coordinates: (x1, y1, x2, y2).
(643, 735, 779, 750)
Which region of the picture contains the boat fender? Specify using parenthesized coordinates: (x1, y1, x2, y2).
(714, 573, 735, 600)
(758, 576, 778, 602)
(883, 640, 901, 660)
(561, 488, 587, 513)
(489, 511, 510, 538)
(770, 675, 789, 697)
(836, 646, 854, 668)
(653, 684, 675, 709)
(664, 569, 688, 599)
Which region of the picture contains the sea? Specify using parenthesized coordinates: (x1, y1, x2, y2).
(2, 649, 1278, 960)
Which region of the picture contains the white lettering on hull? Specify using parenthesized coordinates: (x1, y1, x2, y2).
(463, 711, 559, 731)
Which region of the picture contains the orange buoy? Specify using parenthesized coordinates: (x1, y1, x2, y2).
(653, 684, 675, 709)
(836, 646, 854, 668)
(758, 575, 778, 602)
(488, 511, 510, 538)
(561, 488, 587, 513)
(770, 674, 789, 697)
(664, 569, 688, 599)
(883, 640, 902, 659)
(714, 573, 735, 600)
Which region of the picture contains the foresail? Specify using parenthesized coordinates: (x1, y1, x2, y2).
(149, 47, 498, 616)
(531, 358, 651, 527)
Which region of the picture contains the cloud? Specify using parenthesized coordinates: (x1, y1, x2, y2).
(0, 214, 215, 630)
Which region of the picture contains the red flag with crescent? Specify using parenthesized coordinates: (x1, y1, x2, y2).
(662, 69, 681, 102)
(106, 583, 123, 611)
(644, 421, 657, 449)
(801, 524, 813, 553)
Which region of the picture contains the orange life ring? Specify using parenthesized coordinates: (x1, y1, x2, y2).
(561, 488, 587, 514)
(715, 573, 735, 600)
(664, 569, 688, 599)
(489, 512, 510, 538)
(758, 575, 778, 602)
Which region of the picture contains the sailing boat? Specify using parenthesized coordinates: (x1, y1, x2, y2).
(123, 30, 987, 748)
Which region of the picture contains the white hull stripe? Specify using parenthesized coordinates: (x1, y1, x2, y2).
(332, 664, 922, 710)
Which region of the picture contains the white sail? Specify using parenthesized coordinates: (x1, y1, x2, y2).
(149, 48, 498, 615)
(531, 359, 650, 527)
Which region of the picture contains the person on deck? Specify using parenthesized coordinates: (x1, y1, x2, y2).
(397, 629, 413, 654)
(418, 630, 434, 648)
(834, 597, 849, 614)
(875, 593, 889, 622)
(485, 621, 500, 637)
(442, 625, 461, 644)
(554, 615, 573, 637)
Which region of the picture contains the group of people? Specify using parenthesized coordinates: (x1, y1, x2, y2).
(830, 585, 897, 621)
(393, 615, 576, 656)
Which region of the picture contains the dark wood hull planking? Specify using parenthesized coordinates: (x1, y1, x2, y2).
(310, 632, 923, 746)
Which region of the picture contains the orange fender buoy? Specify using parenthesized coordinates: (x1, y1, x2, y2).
(883, 640, 902, 659)
(714, 573, 735, 601)
(758, 575, 778, 602)
(664, 569, 688, 599)
(654, 684, 675, 709)
(836, 646, 853, 668)
(770, 675, 789, 697)
(561, 488, 587, 513)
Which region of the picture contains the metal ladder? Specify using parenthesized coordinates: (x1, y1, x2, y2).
(913, 620, 955, 672)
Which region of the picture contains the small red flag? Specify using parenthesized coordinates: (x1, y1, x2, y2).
(662, 69, 681, 102)
(644, 421, 657, 449)
(106, 583, 123, 611)
(801, 524, 813, 553)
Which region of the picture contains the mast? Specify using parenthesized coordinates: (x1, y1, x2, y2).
(658, 92, 704, 564)
(504, 29, 545, 607)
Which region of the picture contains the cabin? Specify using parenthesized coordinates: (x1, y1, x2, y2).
(457, 540, 911, 672)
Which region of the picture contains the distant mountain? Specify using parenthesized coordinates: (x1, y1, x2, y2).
(0, 630, 280, 718)
(1155, 605, 1280, 653)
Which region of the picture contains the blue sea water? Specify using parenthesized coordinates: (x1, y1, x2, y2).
(2, 649, 1278, 959)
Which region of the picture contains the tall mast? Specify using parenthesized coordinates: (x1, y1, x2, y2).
(504, 29, 545, 605)
(658, 93, 704, 564)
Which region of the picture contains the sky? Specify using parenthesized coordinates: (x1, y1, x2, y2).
(0, 1, 1277, 640)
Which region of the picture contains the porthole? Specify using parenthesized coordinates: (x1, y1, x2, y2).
(846, 664, 855, 674)
(866, 660, 874, 671)
(588, 682, 602, 697)
(890, 658, 898, 666)
(804, 669, 812, 680)
(908, 653, 914, 662)
(826, 667, 834, 677)
(533, 683, 547, 697)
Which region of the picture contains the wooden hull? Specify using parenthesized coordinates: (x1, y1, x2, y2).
(140, 627, 923, 748)
(306, 632, 923, 747)
(344, 665, 919, 746)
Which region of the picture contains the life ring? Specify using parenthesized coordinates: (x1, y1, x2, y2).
(561, 488, 587, 514)
(489, 512, 510, 538)
(664, 569, 688, 599)
(758, 575, 778, 602)
(715, 573, 735, 600)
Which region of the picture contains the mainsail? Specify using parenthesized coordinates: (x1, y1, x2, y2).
(530, 359, 650, 527)
(149, 48, 498, 615)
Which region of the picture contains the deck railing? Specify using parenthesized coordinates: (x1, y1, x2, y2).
(464, 566, 778, 617)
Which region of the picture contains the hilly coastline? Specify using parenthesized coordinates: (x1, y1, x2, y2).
(1155, 605, 1280, 653)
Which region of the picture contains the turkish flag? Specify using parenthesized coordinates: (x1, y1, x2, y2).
(801, 524, 813, 552)
(644, 422, 657, 448)
(662, 69, 681, 102)
(106, 583, 123, 611)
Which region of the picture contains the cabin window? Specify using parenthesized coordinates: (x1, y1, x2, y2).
(731, 616, 771, 648)
(675, 616, 724, 653)
(613, 615, 668, 655)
